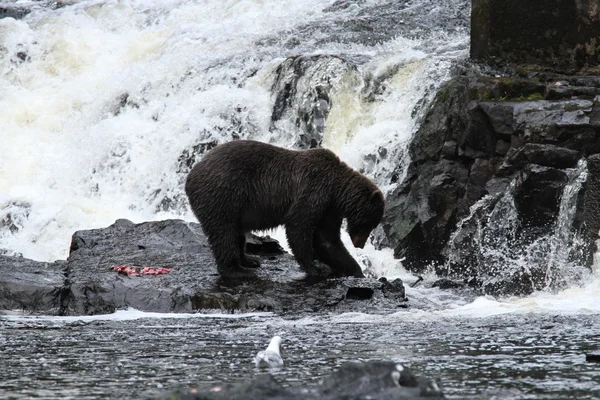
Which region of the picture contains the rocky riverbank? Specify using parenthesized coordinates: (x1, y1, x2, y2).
(0, 219, 406, 316)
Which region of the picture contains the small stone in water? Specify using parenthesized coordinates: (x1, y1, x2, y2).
(585, 352, 600, 362)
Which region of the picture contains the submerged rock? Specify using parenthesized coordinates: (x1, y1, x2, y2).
(586, 352, 600, 363)
(0, 5, 31, 20)
(0, 200, 31, 235)
(157, 361, 443, 400)
(0, 219, 405, 315)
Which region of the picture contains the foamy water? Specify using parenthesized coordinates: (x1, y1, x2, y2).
(0, 0, 461, 261)
(1, 0, 599, 319)
(0, 307, 273, 322)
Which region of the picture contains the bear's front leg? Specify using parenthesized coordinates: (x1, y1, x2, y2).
(313, 220, 365, 278)
(314, 237, 364, 278)
(284, 211, 327, 276)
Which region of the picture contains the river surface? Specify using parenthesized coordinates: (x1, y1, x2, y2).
(1, 0, 599, 399)
(2, 308, 599, 399)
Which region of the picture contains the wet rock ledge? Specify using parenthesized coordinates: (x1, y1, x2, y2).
(0, 219, 406, 316)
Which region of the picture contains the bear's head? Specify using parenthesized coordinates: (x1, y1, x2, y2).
(347, 189, 385, 248)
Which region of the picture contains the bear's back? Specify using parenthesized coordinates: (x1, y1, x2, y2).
(201, 140, 287, 168)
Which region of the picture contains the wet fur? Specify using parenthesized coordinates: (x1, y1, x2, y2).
(185, 140, 384, 278)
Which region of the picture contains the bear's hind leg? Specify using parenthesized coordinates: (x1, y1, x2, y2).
(239, 234, 261, 268)
(206, 225, 256, 278)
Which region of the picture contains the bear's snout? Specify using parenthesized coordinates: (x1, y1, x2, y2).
(352, 234, 368, 249)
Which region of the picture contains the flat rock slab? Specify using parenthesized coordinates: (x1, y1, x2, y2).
(0, 256, 66, 314)
(58, 219, 405, 316)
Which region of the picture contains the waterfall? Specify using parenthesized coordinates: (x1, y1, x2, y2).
(0, 0, 469, 262)
(543, 160, 589, 289)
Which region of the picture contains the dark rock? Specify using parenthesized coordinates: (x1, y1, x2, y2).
(409, 76, 471, 165)
(481, 268, 536, 298)
(496, 144, 581, 177)
(383, 156, 470, 272)
(0, 200, 31, 234)
(157, 361, 443, 400)
(469, 77, 546, 103)
(515, 100, 593, 137)
(113, 218, 135, 227)
(54, 219, 405, 315)
(547, 125, 600, 155)
(269, 55, 355, 149)
(480, 100, 595, 151)
(380, 277, 407, 302)
(345, 286, 374, 300)
(383, 74, 597, 295)
(0, 256, 66, 314)
(457, 103, 497, 159)
(432, 279, 465, 290)
(464, 158, 494, 207)
(471, 0, 600, 73)
(0, 5, 31, 19)
(513, 165, 568, 229)
(584, 155, 600, 237)
(478, 102, 514, 138)
(586, 352, 600, 363)
(320, 361, 443, 399)
(545, 85, 600, 100)
(245, 233, 286, 256)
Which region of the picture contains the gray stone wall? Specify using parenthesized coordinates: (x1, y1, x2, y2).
(471, 0, 600, 73)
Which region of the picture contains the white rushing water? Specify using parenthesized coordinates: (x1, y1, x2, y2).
(1, 0, 599, 318)
(0, 307, 273, 322)
(0, 0, 461, 260)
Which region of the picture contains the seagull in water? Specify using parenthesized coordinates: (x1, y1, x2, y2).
(254, 336, 283, 368)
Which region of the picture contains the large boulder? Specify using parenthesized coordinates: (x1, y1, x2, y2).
(383, 75, 600, 296)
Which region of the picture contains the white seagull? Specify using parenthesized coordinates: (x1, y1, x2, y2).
(254, 336, 284, 368)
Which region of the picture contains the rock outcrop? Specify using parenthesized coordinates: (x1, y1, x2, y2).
(383, 74, 600, 296)
(0, 256, 66, 314)
(1, 219, 406, 316)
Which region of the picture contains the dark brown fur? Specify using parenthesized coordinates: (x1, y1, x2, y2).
(185, 140, 384, 278)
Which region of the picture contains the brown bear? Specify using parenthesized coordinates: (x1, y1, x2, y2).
(185, 140, 384, 279)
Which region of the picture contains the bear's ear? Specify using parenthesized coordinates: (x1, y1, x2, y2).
(370, 189, 383, 201)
